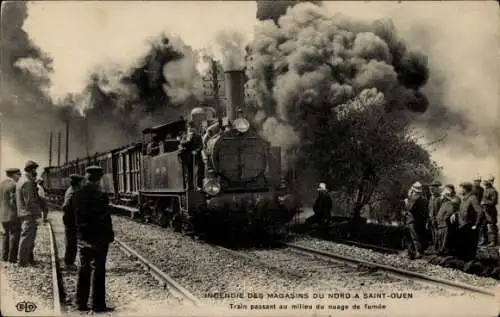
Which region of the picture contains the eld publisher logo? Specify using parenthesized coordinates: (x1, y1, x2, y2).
(16, 301, 37, 313)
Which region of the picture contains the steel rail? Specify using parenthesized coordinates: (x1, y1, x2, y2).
(341, 239, 401, 254)
(114, 239, 201, 307)
(47, 222, 63, 316)
(284, 242, 496, 297)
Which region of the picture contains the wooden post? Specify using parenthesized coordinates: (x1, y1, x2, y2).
(49, 131, 53, 166)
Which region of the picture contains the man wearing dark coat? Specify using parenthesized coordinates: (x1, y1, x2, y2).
(179, 121, 204, 190)
(456, 182, 484, 261)
(435, 184, 460, 256)
(427, 180, 442, 253)
(472, 176, 487, 246)
(73, 166, 114, 313)
(481, 176, 498, 247)
(62, 174, 83, 269)
(312, 182, 333, 224)
(16, 160, 42, 266)
(0, 168, 22, 262)
(403, 182, 428, 259)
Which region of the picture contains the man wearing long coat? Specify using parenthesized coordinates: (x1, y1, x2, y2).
(0, 168, 22, 262)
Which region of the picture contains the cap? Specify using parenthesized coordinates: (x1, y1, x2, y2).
(484, 175, 495, 183)
(6, 168, 21, 174)
(85, 165, 104, 176)
(429, 180, 442, 187)
(69, 174, 84, 181)
(459, 182, 473, 191)
(24, 160, 39, 171)
(411, 181, 423, 193)
(317, 182, 327, 191)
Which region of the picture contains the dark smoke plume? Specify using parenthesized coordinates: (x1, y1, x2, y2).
(246, 2, 430, 149)
(68, 33, 207, 154)
(256, 0, 323, 23)
(0, 2, 87, 164)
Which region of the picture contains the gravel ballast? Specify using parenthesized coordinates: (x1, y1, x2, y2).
(49, 212, 185, 315)
(290, 236, 499, 289)
(112, 215, 472, 310)
(0, 221, 55, 315)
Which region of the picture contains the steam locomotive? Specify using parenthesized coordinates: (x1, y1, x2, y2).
(42, 69, 302, 239)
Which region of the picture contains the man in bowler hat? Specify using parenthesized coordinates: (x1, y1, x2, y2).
(73, 166, 114, 312)
(62, 174, 84, 269)
(16, 161, 43, 266)
(0, 168, 22, 262)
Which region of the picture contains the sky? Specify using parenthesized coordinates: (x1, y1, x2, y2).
(2, 0, 499, 185)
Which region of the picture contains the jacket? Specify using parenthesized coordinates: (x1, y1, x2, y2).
(16, 172, 42, 218)
(457, 193, 483, 228)
(472, 185, 484, 202)
(481, 186, 498, 210)
(73, 179, 114, 245)
(428, 195, 442, 224)
(404, 194, 428, 226)
(62, 186, 77, 227)
(436, 196, 460, 228)
(313, 192, 333, 217)
(0, 178, 18, 222)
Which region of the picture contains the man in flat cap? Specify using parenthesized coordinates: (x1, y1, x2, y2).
(16, 160, 43, 266)
(456, 182, 484, 261)
(62, 174, 84, 269)
(481, 175, 498, 247)
(0, 168, 22, 262)
(73, 166, 114, 312)
(427, 180, 442, 253)
(179, 121, 203, 190)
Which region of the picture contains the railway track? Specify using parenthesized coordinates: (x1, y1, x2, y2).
(113, 239, 201, 307)
(283, 242, 497, 298)
(46, 222, 64, 315)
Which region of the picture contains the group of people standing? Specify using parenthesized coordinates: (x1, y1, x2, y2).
(403, 176, 498, 261)
(0, 161, 48, 266)
(0, 162, 115, 313)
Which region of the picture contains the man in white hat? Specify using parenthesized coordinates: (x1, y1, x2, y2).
(402, 181, 429, 259)
(481, 175, 498, 247)
(312, 182, 333, 225)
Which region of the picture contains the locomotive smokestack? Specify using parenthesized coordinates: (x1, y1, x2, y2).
(224, 69, 245, 121)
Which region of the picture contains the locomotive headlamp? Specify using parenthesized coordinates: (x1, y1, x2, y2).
(233, 118, 250, 133)
(203, 179, 221, 196)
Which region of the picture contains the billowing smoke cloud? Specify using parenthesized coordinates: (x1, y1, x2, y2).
(212, 30, 247, 71)
(0, 1, 84, 170)
(256, 0, 323, 22)
(367, 3, 500, 185)
(247, 2, 429, 149)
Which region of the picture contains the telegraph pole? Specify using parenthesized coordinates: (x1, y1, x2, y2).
(0, 112, 3, 174)
(49, 131, 53, 166)
(65, 120, 69, 163)
(57, 132, 61, 166)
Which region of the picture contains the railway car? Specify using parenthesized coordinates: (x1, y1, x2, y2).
(43, 68, 302, 240)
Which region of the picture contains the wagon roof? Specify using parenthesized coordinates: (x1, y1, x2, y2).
(142, 118, 186, 135)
